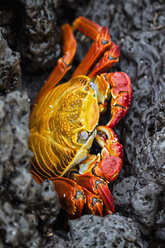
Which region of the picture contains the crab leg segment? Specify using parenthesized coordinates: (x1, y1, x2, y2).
(73, 16, 102, 40)
(81, 187, 103, 216)
(31, 170, 86, 217)
(31, 169, 104, 216)
(104, 72, 132, 128)
(72, 173, 115, 214)
(50, 177, 85, 217)
(88, 42, 120, 78)
(35, 24, 76, 105)
(72, 17, 112, 77)
(78, 127, 123, 183)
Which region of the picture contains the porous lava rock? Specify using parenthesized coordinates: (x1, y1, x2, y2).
(0, 91, 60, 247)
(69, 214, 144, 248)
(19, 0, 60, 70)
(0, 30, 21, 93)
(0, 0, 165, 247)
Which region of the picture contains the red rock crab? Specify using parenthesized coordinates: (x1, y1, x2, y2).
(29, 17, 132, 217)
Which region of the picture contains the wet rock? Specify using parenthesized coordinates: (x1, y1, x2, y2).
(41, 234, 69, 248)
(69, 214, 144, 248)
(19, 0, 60, 70)
(0, 30, 21, 93)
(0, 90, 60, 247)
(0, 202, 40, 247)
(131, 182, 163, 229)
(0, 0, 19, 48)
(0, 91, 31, 179)
(134, 127, 165, 186)
(112, 176, 137, 211)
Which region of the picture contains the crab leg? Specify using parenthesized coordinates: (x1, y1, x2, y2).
(35, 23, 76, 105)
(31, 170, 85, 216)
(72, 16, 112, 77)
(77, 127, 123, 183)
(72, 173, 115, 215)
(88, 42, 120, 78)
(31, 169, 104, 216)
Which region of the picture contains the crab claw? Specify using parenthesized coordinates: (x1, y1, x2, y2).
(72, 173, 115, 215)
(105, 72, 132, 128)
(95, 126, 123, 181)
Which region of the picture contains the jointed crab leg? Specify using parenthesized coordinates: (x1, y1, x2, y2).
(95, 126, 123, 181)
(73, 16, 102, 40)
(88, 42, 120, 78)
(77, 127, 123, 183)
(72, 173, 115, 215)
(35, 24, 76, 105)
(72, 17, 113, 77)
(31, 170, 85, 216)
(31, 169, 104, 216)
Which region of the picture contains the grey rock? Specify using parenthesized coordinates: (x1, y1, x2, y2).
(0, 30, 21, 93)
(131, 182, 162, 228)
(0, 90, 60, 247)
(69, 214, 144, 248)
(113, 176, 137, 209)
(19, 0, 60, 70)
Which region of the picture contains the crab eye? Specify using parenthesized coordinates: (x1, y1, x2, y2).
(77, 130, 89, 143)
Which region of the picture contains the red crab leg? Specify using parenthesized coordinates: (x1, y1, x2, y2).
(35, 23, 76, 105)
(31, 170, 85, 217)
(31, 169, 104, 216)
(72, 16, 112, 77)
(72, 173, 115, 215)
(81, 187, 103, 216)
(88, 42, 120, 78)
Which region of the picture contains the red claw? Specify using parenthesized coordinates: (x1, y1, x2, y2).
(94, 155, 122, 182)
(105, 72, 133, 128)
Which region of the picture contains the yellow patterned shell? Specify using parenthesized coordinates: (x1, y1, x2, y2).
(29, 75, 99, 179)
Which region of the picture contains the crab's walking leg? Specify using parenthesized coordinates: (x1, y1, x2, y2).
(72, 173, 115, 215)
(87, 42, 120, 78)
(31, 170, 104, 216)
(31, 170, 85, 216)
(35, 24, 76, 105)
(72, 16, 118, 77)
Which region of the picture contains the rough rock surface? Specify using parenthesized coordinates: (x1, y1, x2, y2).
(69, 214, 144, 248)
(0, 30, 21, 93)
(0, 91, 60, 247)
(19, 0, 60, 70)
(0, 0, 165, 247)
